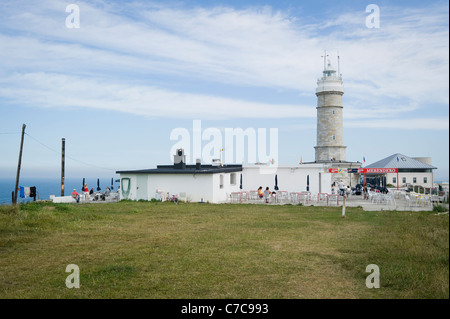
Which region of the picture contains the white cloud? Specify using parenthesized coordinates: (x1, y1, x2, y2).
(0, 72, 315, 119)
(0, 0, 448, 122)
(346, 118, 449, 131)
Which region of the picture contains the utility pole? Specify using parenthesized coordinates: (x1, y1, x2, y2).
(13, 124, 26, 205)
(61, 138, 65, 197)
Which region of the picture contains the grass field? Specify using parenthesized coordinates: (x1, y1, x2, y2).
(0, 201, 448, 299)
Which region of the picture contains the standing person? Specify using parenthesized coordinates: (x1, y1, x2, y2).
(338, 180, 345, 196)
(72, 189, 80, 203)
(83, 183, 89, 200)
(264, 187, 271, 203)
(346, 185, 351, 197)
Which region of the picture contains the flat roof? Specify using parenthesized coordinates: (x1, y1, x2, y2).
(116, 164, 243, 175)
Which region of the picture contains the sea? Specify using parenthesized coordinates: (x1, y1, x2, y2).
(0, 177, 119, 205)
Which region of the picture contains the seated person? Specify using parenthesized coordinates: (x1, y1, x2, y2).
(105, 187, 111, 196)
(257, 186, 264, 199)
(71, 189, 80, 203)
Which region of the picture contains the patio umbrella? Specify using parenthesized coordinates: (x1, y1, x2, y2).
(97, 178, 101, 191)
(274, 174, 279, 191)
(111, 177, 114, 190)
(307, 175, 310, 192)
(81, 178, 85, 192)
(239, 174, 243, 189)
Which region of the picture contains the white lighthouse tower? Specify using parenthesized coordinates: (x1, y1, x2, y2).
(314, 54, 346, 163)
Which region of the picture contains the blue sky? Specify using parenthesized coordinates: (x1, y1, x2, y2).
(0, 0, 448, 181)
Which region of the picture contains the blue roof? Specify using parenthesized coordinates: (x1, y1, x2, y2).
(365, 153, 436, 169)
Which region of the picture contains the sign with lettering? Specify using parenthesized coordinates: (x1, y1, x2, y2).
(327, 168, 398, 173)
(363, 168, 398, 173)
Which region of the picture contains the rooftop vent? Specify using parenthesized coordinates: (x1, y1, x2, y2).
(174, 148, 186, 169)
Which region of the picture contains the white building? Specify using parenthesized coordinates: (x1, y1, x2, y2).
(242, 164, 331, 195)
(116, 149, 332, 203)
(364, 153, 437, 189)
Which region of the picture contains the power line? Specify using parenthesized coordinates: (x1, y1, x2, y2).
(25, 133, 60, 154)
(24, 132, 116, 172)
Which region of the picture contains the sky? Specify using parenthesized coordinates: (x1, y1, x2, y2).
(0, 0, 448, 182)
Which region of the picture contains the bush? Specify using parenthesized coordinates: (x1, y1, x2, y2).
(433, 205, 447, 213)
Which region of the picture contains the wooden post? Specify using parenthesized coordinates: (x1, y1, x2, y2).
(61, 138, 65, 197)
(342, 195, 346, 218)
(397, 170, 399, 190)
(13, 124, 26, 205)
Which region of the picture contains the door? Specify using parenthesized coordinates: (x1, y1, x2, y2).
(136, 175, 148, 200)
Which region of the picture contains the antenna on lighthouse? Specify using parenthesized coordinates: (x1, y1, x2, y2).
(321, 50, 329, 70)
(337, 51, 341, 78)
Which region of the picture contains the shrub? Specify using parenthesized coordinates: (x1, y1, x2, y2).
(433, 205, 447, 213)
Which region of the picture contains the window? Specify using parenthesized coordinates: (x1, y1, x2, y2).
(332, 135, 336, 140)
(423, 177, 428, 184)
(332, 110, 335, 115)
(402, 177, 406, 184)
(230, 173, 236, 185)
(392, 177, 396, 183)
(413, 177, 417, 183)
(219, 175, 224, 189)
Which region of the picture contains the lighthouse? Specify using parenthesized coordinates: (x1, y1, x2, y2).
(314, 55, 346, 163)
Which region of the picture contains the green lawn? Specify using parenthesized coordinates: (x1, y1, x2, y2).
(0, 201, 448, 299)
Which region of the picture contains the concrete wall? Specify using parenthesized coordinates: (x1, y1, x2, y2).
(241, 165, 332, 195)
(315, 86, 346, 162)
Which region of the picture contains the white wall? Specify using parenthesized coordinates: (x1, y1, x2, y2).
(119, 173, 242, 203)
(387, 172, 434, 188)
(119, 174, 137, 200)
(211, 172, 242, 203)
(119, 164, 333, 203)
(241, 165, 331, 194)
(147, 174, 214, 203)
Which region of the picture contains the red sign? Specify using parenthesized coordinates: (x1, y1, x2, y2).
(327, 168, 346, 173)
(363, 168, 398, 173)
(327, 168, 398, 173)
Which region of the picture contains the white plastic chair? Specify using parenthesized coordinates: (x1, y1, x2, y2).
(231, 192, 241, 203)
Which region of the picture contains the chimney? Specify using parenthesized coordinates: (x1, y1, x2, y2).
(196, 158, 201, 170)
(173, 148, 186, 169)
